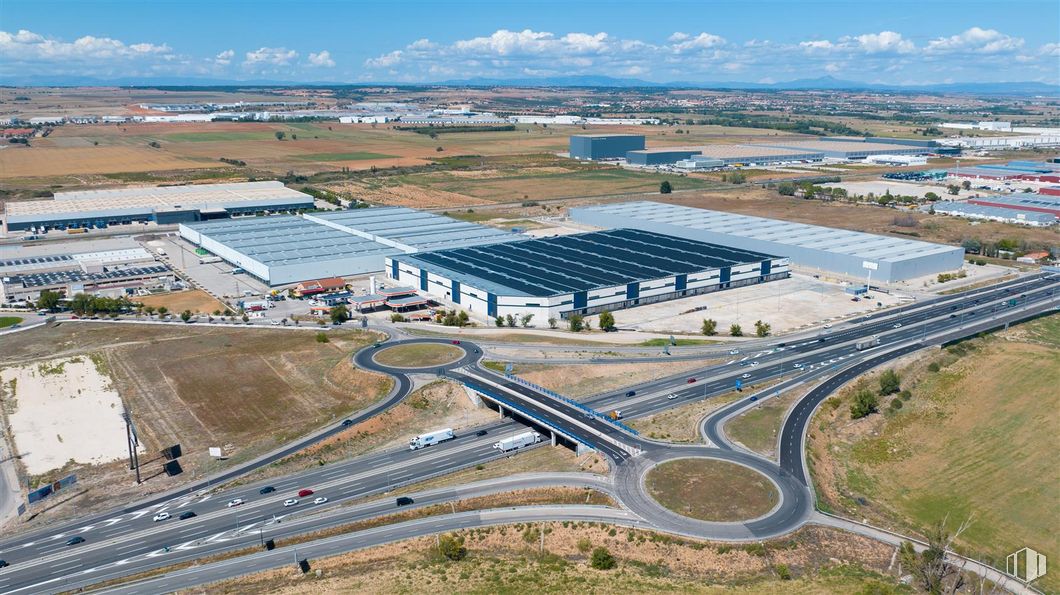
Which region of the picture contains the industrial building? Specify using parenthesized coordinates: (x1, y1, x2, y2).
(966, 193, 1060, 218)
(2, 181, 314, 236)
(569, 134, 645, 160)
(1, 245, 173, 304)
(570, 201, 966, 284)
(630, 144, 826, 167)
(385, 228, 788, 320)
(932, 202, 1056, 227)
(936, 135, 1060, 150)
(752, 137, 936, 160)
(179, 207, 520, 286)
(625, 148, 702, 166)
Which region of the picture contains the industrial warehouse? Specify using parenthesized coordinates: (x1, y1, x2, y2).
(570, 201, 966, 283)
(568, 134, 646, 160)
(630, 144, 826, 167)
(1, 181, 314, 236)
(752, 137, 938, 160)
(385, 228, 789, 320)
(179, 206, 519, 286)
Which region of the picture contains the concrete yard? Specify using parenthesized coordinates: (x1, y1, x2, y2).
(589, 273, 903, 335)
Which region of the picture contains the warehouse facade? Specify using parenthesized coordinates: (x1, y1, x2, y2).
(569, 134, 645, 160)
(570, 202, 965, 283)
(2, 181, 314, 235)
(385, 228, 789, 320)
(752, 138, 936, 160)
(626, 148, 702, 166)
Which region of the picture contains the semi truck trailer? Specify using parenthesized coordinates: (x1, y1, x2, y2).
(409, 428, 455, 450)
(493, 431, 541, 452)
(855, 336, 880, 350)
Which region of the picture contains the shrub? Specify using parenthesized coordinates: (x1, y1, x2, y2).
(775, 564, 792, 580)
(850, 389, 879, 419)
(878, 369, 901, 395)
(889, 398, 904, 410)
(730, 323, 743, 337)
(437, 533, 467, 561)
(576, 537, 592, 554)
(659, 180, 672, 194)
(590, 547, 617, 570)
(315, 332, 329, 343)
(899, 390, 913, 401)
(927, 362, 940, 373)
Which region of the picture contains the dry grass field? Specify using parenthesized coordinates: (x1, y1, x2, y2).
(646, 458, 779, 522)
(372, 343, 464, 368)
(499, 359, 711, 400)
(136, 289, 228, 314)
(0, 145, 220, 178)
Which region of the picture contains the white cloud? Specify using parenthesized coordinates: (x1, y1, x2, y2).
(0, 28, 171, 61)
(243, 46, 297, 68)
(799, 40, 834, 51)
(825, 62, 842, 73)
(214, 49, 234, 65)
(365, 50, 403, 68)
(671, 32, 726, 53)
(851, 31, 914, 54)
(926, 27, 1023, 54)
(1041, 43, 1060, 57)
(668, 32, 690, 42)
(308, 50, 335, 68)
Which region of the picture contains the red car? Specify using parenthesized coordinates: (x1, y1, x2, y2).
(451, 340, 461, 345)
(687, 377, 696, 383)
(297, 489, 314, 497)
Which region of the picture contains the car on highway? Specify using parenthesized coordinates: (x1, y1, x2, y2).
(741, 373, 751, 379)
(749, 361, 759, 367)
(667, 393, 678, 400)
(283, 499, 298, 507)
(823, 323, 832, 329)
(259, 486, 275, 494)
(749, 396, 758, 402)
(313, 497, 328, 505)
(451, 340, 461, 345)
(396, 496, 414, 506)
(729, 348, 740, 355)
(152, 512, 171, 522)
(341, 419, 354, 427)
(793, 363, 804, 369)
(475, 429, 488, 437)
(179, 511, 197, 520)
(950, 313, 958, 318)
(66, 536, 85, 546)
(297, 489, 314, 497)
(0, 560, 8, 568)
(226, 499, 244, 508)
(893, 323, 902, 328)
(687, 377, 696, 383)
(625, 390, 636, 397)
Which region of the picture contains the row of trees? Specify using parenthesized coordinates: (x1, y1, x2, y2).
(701, 318, 771, 337)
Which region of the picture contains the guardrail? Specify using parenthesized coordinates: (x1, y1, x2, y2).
(460, 380, 599, 451)
(504, 373, 640, 436)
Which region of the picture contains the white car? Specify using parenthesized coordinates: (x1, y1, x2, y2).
(666, 393, 678, 400)
(312, 497, 328, 505)
(728, 349, 740, 355)
(226, 499, 244, 508)
(749, 361, 760, 367)
(741, 373, 751, 379)
(823, 323, 832, 329)
(152, 512, 171, 522)
(893, 323, 902, 328)
(283, 499, 298, 507)
(793, 363, 804, 369)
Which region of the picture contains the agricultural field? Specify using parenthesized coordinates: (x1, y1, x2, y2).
(0, 145, 221, 178)
(808, 315, 1060, 592)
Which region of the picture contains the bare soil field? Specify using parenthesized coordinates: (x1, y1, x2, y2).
(137, 289, 228, 314)
(0, 323, 389, 524)
(201, 523, 900, 594)
(0, 145, 220, 178)
(504, 360, 711, 400)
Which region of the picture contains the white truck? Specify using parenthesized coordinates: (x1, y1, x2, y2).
(198, 256, 223, 264)
(855, 336, 880, 350)
(493, 431, 541, 453)
(409, 428, 455, 450)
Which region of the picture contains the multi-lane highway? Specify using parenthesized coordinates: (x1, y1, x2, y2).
(0, 271, 1055, 593)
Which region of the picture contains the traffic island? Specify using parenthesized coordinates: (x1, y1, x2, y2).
(644, 457, 779, 522)
(372, 343, 465, 369)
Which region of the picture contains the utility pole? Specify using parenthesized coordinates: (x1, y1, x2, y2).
(122, 406, 141, 484)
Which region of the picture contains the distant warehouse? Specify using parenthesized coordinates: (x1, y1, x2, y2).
(627, 144, 827, 167)
(386, 228, 789, 320)
(570, 201, 965, 283)
(569, 134, 645, 160)
(751, 137, 936, 160)
(2, 181, 314, 236)
(932, 202, 1056, 227)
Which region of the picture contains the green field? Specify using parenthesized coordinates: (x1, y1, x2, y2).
(0, 316, 23, 328)
(162, 131, 278, 143)
(294, 151, 397, 161)
(645, 458, 778, 521)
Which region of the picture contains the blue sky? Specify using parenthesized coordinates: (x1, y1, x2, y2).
(2, 0, 1058, 85)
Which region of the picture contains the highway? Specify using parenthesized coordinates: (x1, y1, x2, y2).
(0, 271, 1055, 593)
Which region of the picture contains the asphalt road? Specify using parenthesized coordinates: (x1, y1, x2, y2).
(0, 272, 1055, 593)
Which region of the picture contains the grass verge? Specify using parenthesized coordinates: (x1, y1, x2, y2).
(645, 458, 779, 522)
(372, 343, 464, 367)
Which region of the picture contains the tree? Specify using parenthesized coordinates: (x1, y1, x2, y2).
(961, 238, 982, 253)
(590, 546, 617, 570)
(924, 191, 940, 201)
(568, 314, 584, 332)
(35, 289, 61, 311)
(457, 310, 470, 326)
(520, 313, 534, 328)
(437, 533, 467, 561)
(878, 369, 901, 396)
(730, 323, 743, 337)
(701, 318, 717, 336)
(776, 181, 796, 196)
(290, 133, 297, 140)
(754, 320, 771, 337)
(274, 131, 285, 141)
(329, 304, 349, 325)
(143, 305, 156, 316)
(850, 389, 879, 419)
(946, 184, 960, 195)
(548, 317, 558, 329)
(180, 310, 192, 323)
(899, 518, 972, 594)
(157, 306, 169, 317)
(315, 331, 329, 343)
(505, 313, 517, 327)
(241, 313, 250, 323)
(659, 180, 672, 194)
(495, 316, 504, 327)
(961, 180, 971, 190)
(598, 310, 615, 331)
(390, 313, 406, 322)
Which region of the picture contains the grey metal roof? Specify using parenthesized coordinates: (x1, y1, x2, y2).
(308, 207, 520, 250)
(933, 202, 1056, 223)
(12, 265, 170, 288)
(572, 201, 959, 264)
(400, 228, 776, 297)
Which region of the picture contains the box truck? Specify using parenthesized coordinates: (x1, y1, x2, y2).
(198, 256, 223, 264)
(493, 431, 541, 452)
(409, 428, 455, 450)
(855, 337, 880, 350)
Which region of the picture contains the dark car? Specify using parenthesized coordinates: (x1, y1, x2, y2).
(396, 496, 414, 506)
(0, 560, 8, 568)
(259, 486, 276, 495)
(475, 430, 488, 437)
(750, 396, 758, 402)
(341, 419, 354, 427)
(950, 314, 958, 318)
(179, 511, 197, 520)
(687, 377, 696, 383)
(66, 536, 85, 546)
(625, 390, 636, 397)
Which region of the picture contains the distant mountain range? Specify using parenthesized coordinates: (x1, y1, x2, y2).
(2, 73, 1056, 95)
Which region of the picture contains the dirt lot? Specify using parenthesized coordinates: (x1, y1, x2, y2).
(500, 359, 711, 400)
(0, 323, 389, 524)
(646, 458, 779, 522)
(808, 315, 1060, 591)
(629, 392, 744, 442)
(201, 523, 900, 594)
(0, 145, 219, 178)
(137, 289, 228, 315)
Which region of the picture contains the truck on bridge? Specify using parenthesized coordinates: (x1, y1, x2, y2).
(493, 431, 541, 452)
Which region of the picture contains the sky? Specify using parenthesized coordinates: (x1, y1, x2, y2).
(1, 0, 1058, 86)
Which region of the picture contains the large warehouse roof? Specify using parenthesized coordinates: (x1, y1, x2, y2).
(695, 144, 824, 159)
(305, 207, 519, 251)
(401, 228, 776, 297)
(182, 215, 399, 269)
(753, 139, 929, 153)
(6, 181, 311, 217)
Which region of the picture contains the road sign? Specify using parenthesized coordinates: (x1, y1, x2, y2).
(504, 362, 513, 374)
(862, 261, 879, 271)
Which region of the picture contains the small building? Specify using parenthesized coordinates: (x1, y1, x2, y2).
(569, 134, 645, 160)
(294, 277, 348, 297)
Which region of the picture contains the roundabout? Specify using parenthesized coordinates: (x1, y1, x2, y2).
(644, 457, 780, 523)
(372, 342, 465, 369)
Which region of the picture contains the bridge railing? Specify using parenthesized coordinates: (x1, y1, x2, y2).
(460, 380, 599, 452)
(504, 373, 640, 436)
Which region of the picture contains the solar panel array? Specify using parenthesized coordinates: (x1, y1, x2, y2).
(404, 228, 774, 297)
(14, 265, 170, 288)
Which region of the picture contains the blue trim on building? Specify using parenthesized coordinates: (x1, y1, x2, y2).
(675, 274, 687, 291)
(573, 291, 587, 309)
(720, 266, 731, 284)
(419, 269, 428, 291)
(487, 293, 497, 318)
(626, 282, 639, 300)
(761, 259, 771, 277)
(452, 280, 461, 304)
